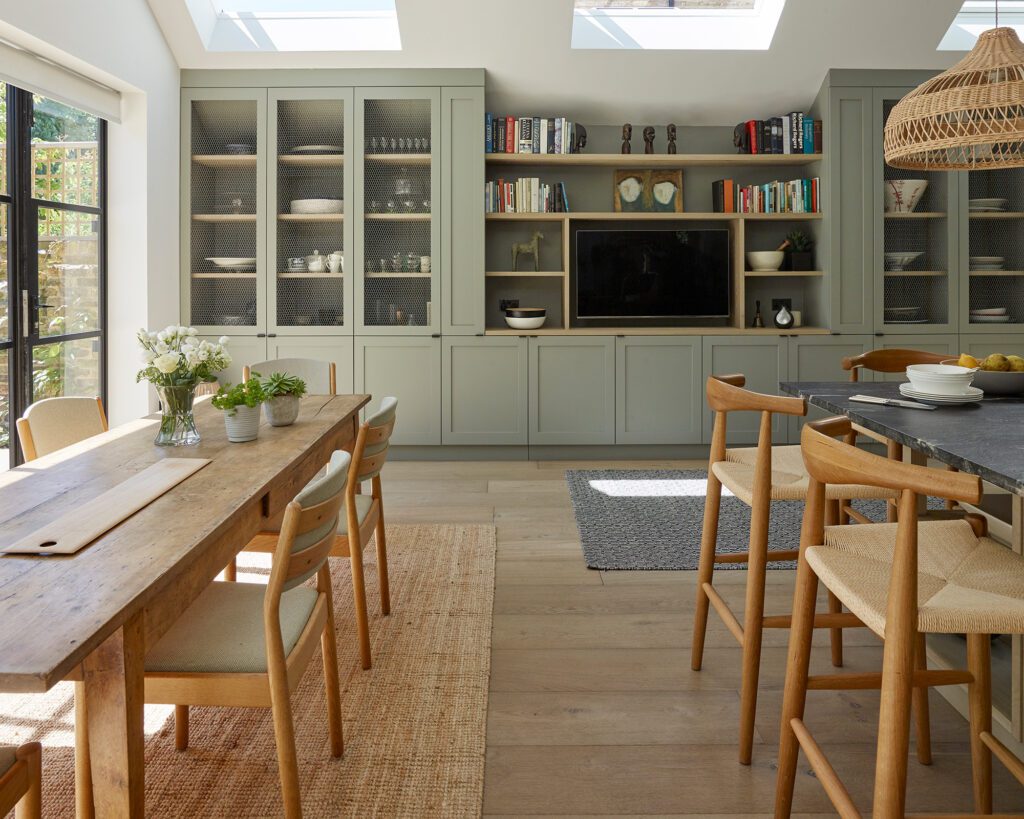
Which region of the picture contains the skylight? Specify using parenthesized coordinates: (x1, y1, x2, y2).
(939, 1, 1024, 50)
(571, 0, 785, 50)
(195, 0, 400, 52)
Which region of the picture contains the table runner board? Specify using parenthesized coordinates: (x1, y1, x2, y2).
(1, 458, 211, 555)
(0, 393, 368, 692)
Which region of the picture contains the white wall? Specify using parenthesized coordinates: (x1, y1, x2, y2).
(0, 0, 180, 425)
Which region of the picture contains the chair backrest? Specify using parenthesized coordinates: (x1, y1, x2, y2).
(243, 358, 336, 395)
(842, 348, 949, 382)
(351, 397, 398, 484)
(705, 374, 805, 465)
(16, 396, 108, 461)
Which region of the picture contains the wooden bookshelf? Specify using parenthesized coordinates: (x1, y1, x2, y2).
(485, 211, 822, 222)
(485, 152, 823, 168)
(486, 270, 567, 278)
(743, 270, 824, 277)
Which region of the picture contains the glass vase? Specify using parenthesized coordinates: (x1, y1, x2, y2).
(154, 385, 200, 447)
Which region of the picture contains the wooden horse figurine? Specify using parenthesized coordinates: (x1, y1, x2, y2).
(512, 231, 544, 271)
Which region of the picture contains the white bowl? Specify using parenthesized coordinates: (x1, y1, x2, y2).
(905, 363, 976, 395)
(745, 251, 784, 272)
(290, 198, 343, 214)
(884, 251, 922, 271)
(504, 315, 546, 330)
(884, 179, 929, 213)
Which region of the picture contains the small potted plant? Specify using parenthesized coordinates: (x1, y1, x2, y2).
(211, 375, 266, 442)
(261, 372, 307, 427)
(783, 230, 814, 271)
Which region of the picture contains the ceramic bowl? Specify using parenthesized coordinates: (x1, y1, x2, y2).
(944, 360, 1024, 395)
(884, 179, 929, 213)
(745, 251, 784, 272)
(905, 363, 976, 395)
(504, 308, 546, 330)
(884, 251, 923, 271)
(290, 198, 344, 215)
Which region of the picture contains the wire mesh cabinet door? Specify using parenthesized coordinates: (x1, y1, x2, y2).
(354, 87, 442, 335)
(181, 87, 268, 336)
(873, 86, 958, 335)
(268, 87, 354, 337)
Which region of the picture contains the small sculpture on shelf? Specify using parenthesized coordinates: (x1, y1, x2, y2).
(571, 124, 588, 154)
(621, 123, 632, 154)
(512, 231, 544, 272)
(666, 123, 677, 154)
(733, 122, 750, 154)
(773, 303, 795, 330)
(643, 126, 656, 154)
(751, 300, 765, 328)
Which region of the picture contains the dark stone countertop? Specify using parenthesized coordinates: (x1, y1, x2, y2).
(780, 381, 1024, 495)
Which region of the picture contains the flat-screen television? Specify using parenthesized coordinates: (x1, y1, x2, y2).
(572, 227, 731, 327)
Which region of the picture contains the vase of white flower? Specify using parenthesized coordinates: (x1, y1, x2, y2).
(137, 326, 231, 447)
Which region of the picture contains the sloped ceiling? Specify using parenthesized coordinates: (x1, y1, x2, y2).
(148, 0, 966, 125)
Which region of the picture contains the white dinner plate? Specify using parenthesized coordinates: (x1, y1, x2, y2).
(971, 307, 1008, 315)
(970, 198, 1009, 207)
(899, 383, 984, 404)
(970, 256, 1005, 263)
(290, 144, 343, 153)
(971, 315, 1012, 323)
(886, 318, 930, 324)
(205, 256, 257, 270)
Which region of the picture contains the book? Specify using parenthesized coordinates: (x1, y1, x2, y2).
(746, 120, 758, 154)
(813, 120, 823, 154)
(485, 113, 493, 153)
(533, 116, 541, 154)
(505, 116, 514, 153)
(547, 119, 555, 153)
(803, 117, 814, 154)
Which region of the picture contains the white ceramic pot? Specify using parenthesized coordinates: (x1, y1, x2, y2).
(223, 403, 261, 442)
(264, 395, 301, 427)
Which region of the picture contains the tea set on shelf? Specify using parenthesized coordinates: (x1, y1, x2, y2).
(366, 253, 431, 275)
(286, 250, 344, 274)
(367, 136, 430, 153)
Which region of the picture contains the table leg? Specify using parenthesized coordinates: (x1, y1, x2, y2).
(910, 449, 929, 514)
(81, 612, 145, 818)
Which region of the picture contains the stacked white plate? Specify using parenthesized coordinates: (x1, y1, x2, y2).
(899, 383, 984, 405)
(970, 255, 1005, 271)
(969, 198, 1009, 212)
(971, 306, 1010, 323)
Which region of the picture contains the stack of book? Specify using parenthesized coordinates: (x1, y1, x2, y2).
(712, 177, 820, 214)
(485, 178, 570, 213)
(737, 114, 822, 154)
(486, 114, 581, 154)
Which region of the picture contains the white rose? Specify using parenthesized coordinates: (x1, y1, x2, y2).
(156, 330, 168, 342)
(153, 352, 181, 374)
(142, 350, 156, 364)
(154, 341, 169, 354)
(218, 336, 229, 345)
(188, 327, 198, 336)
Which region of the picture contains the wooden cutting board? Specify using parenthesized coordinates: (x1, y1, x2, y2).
(2, 458, 211, 556)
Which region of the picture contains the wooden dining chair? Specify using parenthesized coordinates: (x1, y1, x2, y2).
(692, 374, 906, 766)
(243, 357, 337, 395)
(16, 396, 107, 461)
(775, 417, 1024, 818)
(141, 450, 350, 819)
(842, 347, 960, 522)
(243, 397, 398, 670)
(0, 743, 42, 819)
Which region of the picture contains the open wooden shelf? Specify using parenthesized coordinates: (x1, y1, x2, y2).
(278, 213, 344, 222)
(192, 271, 257, 279)
(484, 325, 831, 336)
(485, 152, 823, 168)
(884, 270, 947, 277)
(486, 270, 567, 278)
(364, 153, 430, 165)
(969, 269, 1024, 276)
(365, 212, 431, 221)
(278, 153, 343, 167)
(192, 213, 257, 223)
(277, 271, 343, 279)
(192, 154, 257, 168)
(744, 270, 824, 277)
(969, 211, 1024, 219)
(485, 211, 821, 222)
(884, 212, 946, 219)
(486, 212, 568, 221)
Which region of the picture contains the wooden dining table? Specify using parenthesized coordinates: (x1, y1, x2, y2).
(0, 393, 369, 817)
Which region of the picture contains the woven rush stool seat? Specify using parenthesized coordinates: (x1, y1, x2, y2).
(712, 444, 898, 505)
(807, 518, 1024, 639)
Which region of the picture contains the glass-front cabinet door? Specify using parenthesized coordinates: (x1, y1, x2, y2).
(354, 88, 441, 334)
(182, 88, 267, 336)
(268, 88, 353, 335)
(874, 87, 958, 335)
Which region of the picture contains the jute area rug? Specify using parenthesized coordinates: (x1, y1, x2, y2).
(0, 523, 495, 818)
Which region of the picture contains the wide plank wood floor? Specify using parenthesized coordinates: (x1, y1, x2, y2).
(384, 459, 1024, 817)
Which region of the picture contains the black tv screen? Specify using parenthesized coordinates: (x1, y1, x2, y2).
(574, 228, 730, 325)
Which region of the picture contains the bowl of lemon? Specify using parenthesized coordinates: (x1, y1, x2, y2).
(943, 353, 1024, 395)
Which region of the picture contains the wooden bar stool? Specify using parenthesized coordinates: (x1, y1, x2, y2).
(692, 374, 905, 765)
(0, 743, 42, 819)
(775, 417, 1024, 818)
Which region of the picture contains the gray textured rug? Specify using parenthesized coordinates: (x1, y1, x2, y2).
(565, 469, 904, 571)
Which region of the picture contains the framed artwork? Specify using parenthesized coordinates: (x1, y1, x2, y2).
(613, 169, 684, 213)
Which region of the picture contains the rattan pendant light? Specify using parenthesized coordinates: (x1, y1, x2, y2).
(885, 12, 1024, 170)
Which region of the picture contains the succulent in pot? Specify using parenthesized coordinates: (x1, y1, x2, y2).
(780, 230, 814, 271)
(211, 375, 266, 442)
(261, 372, 307, 427)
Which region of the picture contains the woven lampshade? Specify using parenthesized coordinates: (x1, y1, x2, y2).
(884, 26, 1024, 169)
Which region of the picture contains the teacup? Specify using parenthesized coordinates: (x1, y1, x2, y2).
(420, 255, 431, 273)
(287, 257, 305, 271)
(327, 252, 343, 274)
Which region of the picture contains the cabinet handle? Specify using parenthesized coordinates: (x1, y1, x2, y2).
(431, 333, 441, 338)
(257, 333, 266, 338)
(875, 332, 884, 337)
(268, 333, 277, 338)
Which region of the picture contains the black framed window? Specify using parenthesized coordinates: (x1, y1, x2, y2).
(0, 84, 107, 468)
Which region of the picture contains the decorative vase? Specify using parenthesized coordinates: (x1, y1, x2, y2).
(154, 385, 200, 447)
(223, 404, 261, 442)
(264, 395, 300, 427)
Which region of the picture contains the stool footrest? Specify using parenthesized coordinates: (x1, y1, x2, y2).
(981, 731, 1024, 787)
(762, 612, 863, 630)
(807, 668, 974, 691)
(714, 549, 798, 564)
(791, 717, 861, 818)
(702, 582, 744, 646)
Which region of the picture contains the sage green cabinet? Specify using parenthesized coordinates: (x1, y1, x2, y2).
(529, 337, 615, 445)
(959, 334, 1024, 359)
(200, 335, 266, 387)
(442, 336, 527, 444)
(354, 337, 441, 445)
(702, 335, 789, 445)
(615, 336, 702, 444)
(787, 334, 873, 440)
(267, 337, 354, 394)
(441, 87, 485, 334)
